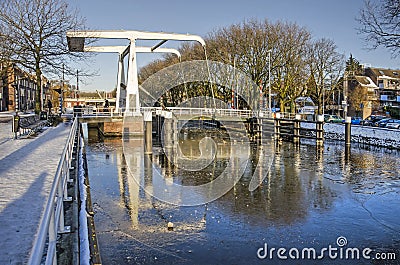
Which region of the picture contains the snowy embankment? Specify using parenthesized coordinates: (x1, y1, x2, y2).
(301, 122, 400, 149)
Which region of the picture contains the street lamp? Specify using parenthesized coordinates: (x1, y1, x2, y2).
(11, 80, 20, 112)
(0, 87, 3, 111)
(268, 49, 272, 112)
(322, 81, 325, 115)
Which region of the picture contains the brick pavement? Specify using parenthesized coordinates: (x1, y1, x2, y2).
(0, 121, 71, 265)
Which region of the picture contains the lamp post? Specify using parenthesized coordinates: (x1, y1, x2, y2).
(12, 80, 20, 112)
(268, 49, 272, 112)
(23, 79, 28, 112)
(322, 83, 325, 115)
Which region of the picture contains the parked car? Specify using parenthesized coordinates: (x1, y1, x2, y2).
(351, 117, 362, 125)
(374, 118, 390, 127)
(386, 120, 400, 129)
(324, 114, 343, 123)
(362, 115, 386, 126)
(375, 118, 397, 128)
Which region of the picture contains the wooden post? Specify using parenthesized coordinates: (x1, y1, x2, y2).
(274, 112, 281, 141)
(316, 114, 324, 147)
(293, 114, 301, 144)
(345, 116, 351, 146)
(345, 116, 351, 160)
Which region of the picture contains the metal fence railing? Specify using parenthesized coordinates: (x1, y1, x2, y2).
(28, 118, 79, 265)
(68, 106, 293, 120)
(140, 107, 269, 119)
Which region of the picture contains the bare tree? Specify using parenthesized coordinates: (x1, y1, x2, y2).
(348, 85, 369, 116)
(0, 24, 13, 77)
(273, 21, 311, 112)
(357, 0, 400, 57)
(0, 0, 90, 113)
(306, 38, 345, 114)
(206, 19, 312, 112)
(139, 19, 344, 114)
(207, 19, 272, 88)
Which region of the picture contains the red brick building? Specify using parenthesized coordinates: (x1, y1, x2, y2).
(0, 63, 49, 112)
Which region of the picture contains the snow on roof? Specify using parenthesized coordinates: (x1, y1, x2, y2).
(354, 76, 378, 88)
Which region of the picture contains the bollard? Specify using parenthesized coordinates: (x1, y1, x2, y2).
(12, 114, 20, 139)
(274, 112, 281, 141)
(293, 114, 301, 144)
(144, 154, 153, 188)
(345, 144, 351, 163)
(144, 111, 153, 155)
(345, 116, 351, 146)
(316, 115, 324, 147)
(167, 221, 174, 231)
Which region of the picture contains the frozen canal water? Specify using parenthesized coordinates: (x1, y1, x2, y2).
(84, 133, 400, 265)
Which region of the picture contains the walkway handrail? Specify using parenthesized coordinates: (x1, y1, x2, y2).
(73, 106, 287, 120)
(28, 118, 79, 265)
(140, 107, 261, 118)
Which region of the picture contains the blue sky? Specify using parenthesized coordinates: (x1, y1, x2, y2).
(67, 0, 399, 91)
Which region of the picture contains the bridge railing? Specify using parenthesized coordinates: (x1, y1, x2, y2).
(28, 118, 79, 265)
(71, 106, 294, 120)
(72, 106, 124, 118)
(157, 107, 261, 118)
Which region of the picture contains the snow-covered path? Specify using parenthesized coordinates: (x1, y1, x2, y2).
(0, 122, 70, 264)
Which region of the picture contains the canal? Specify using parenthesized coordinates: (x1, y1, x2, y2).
(84, 126, 400, 264)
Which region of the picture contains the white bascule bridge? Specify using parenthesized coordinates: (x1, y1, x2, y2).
(66, 30, 206, 114)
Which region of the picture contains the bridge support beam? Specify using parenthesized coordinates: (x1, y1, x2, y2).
(144, 111, 153, 155)
(126, 39, 140, 113)
(83, 45, 181, 113)
(123, 116, 144, 137)
(163, 111, 173, 149)
(116, 54, 125, 112)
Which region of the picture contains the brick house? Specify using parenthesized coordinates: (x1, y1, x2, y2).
(364, 68, 400, 109)
(344, 67, 400, 118)
(0, 63, 50, 112)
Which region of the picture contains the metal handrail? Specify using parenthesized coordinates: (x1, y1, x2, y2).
(28, 118, 79, 265)
(73, 106, 290, 120)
